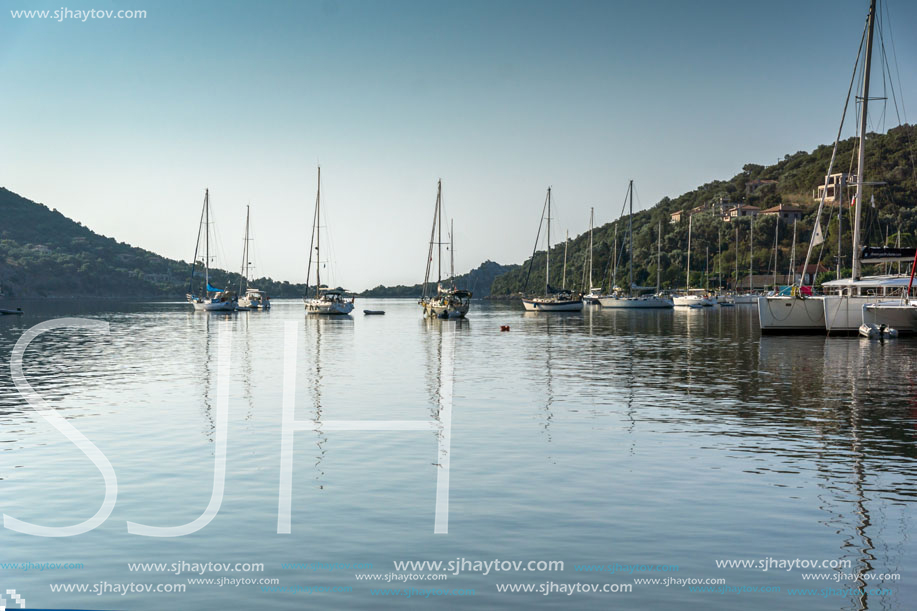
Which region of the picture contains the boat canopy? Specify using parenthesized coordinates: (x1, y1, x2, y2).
(822, 275, 911, 288)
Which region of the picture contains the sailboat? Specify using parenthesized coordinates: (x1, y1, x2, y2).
(420, 180, 472, 319)
(599, 181, 672, 308)
(187, 189, 237, 312)
(759, 0, 913, 332)
(734, 216, 758, 304)
(582, 208, 602, 304)
(716, 226, 735, 305)
(236, 205, 271, 310)
(672, 213, 714, 307)
(521, 187, 583, 312)
(303, 167, 354, 315)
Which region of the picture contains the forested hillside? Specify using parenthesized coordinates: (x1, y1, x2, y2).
(492, 125, 917, 295)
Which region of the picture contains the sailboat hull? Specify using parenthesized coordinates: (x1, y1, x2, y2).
(521, 298, 583, 312)
(305, 299, 354, 315)
(598, 296, 673, 308)
(672, 295, 714, 307)
(424, 302, 470, 319)
(862, 301, 917, 333)
(188, 298, 236, 312)
(757, 296, 825, 332)
(822, 296, 880, 334)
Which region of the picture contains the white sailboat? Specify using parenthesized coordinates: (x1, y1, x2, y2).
(236, 205, 271, 310)
(187, 189, 237, 312)
(521, 187, 583, 312)
(672, 213, 714, 307)
(759, 0, 912, 333)
(599, 181, 672, 308)
(303, 167, 354, 316)
(420, 180, 472, 319)
(582, 207, 602, 304)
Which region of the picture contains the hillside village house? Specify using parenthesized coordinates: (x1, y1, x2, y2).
(722, 204, 760, 222)
(814, 173, 855, 205)
(760, 204, 804, 222)
(670, 205, 706, 224)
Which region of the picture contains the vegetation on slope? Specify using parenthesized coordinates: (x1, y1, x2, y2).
(491, 125, 917, 295)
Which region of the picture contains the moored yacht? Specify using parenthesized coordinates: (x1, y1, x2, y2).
(236, 205, 271, 310)
(186, 189, 237, 312)
(598, 182, 673, 309)
(520, 186, 583, 312)
(419, 181, 473, 319)
(303, 167, 354, 316)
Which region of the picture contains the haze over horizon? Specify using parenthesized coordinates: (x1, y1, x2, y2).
(2, 0, 915, 291)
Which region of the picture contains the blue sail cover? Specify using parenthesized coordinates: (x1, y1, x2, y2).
(207, 283, 221, 293)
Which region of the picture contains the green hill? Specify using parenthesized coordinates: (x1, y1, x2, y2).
(360, 260, 518, 298)
(492, 124, 917, 295)
(0, 187, 309, 298)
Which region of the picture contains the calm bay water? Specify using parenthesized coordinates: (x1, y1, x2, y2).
(1, 299, 915, 610)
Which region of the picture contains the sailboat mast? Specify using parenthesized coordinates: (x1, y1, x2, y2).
(656, 221, 662, 293)
(851, 0, 876, 281)
(705, 246, 709, 291)
(717, 226, 722, 290)
(686, 214, 692, 290)
(588, 207, 594, 288)
(627, 180, 634, 295)
(772, 219, 779, 289)
(437, 180, 442, 286)
(546, 187, 551, 293)
(450, 218, 455, 286)
(562, 230, 568, 290)
(315, 166, 321, 298)
(749, 216, 754, 291)
(612, 223, 618, 291)
(205, 188, 210, 293)
(774, 216, 780, 289)
(735, 224, 739, 291)
(189, 190, 207, 297)
(788, 218, 797, 284)
(239, 204, 250, 295)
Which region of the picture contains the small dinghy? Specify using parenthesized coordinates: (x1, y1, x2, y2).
(363, 310, 385, 315)
(859, 323, 898, 339)
(0, 308, 23, 316)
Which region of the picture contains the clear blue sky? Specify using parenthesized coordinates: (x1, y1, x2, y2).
(1, 0, 915, 289)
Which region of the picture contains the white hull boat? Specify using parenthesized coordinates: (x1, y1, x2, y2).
(238, 289, 270, 310)
(423, 289, 472, 319)
(305, 295, 354, 315)
(599, 295, 673, 308)
(734, 294, 758, 305)
(822, 296, 878, 334)
(188, 295, 236, 312)
(673, 294, 714, 308)
(757, 296, 826, 332)
(522, 297, 584, 312)
(862, 301, 917, 334)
